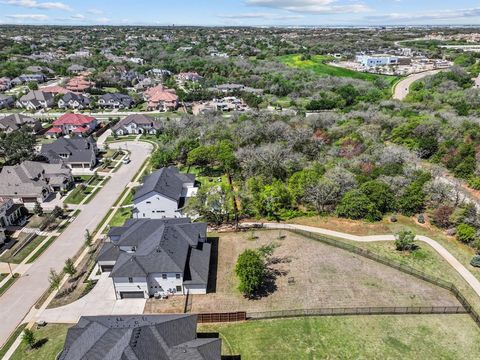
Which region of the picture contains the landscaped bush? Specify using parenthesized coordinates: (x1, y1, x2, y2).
(470, 255, 480, 268)
(456, 223, 477, 244)
(395, 230, 417, 252)
(235, 249, 266, 298)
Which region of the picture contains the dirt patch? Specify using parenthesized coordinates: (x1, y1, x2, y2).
(145, 230, 461, 314)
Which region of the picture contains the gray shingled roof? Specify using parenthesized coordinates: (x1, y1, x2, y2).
(133, 167, 195, 202)
(0, 161, 71, 198)
(62, 92, 91, 104)
(58, 314, 221, 360)
(0, 114, 39, 132)
(105, 218, 209, 287)
(112, 114, 162, 132)
(40, 137, 96, 165)
(19, 90, 53, 102)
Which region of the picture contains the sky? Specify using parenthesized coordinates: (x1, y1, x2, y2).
(1, 0, 480, 26)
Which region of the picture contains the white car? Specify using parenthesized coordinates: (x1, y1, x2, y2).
(122, 157, 131, 164)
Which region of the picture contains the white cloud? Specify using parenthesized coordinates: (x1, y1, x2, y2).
(70, 13, 85, 20)
(3, 0, 71, 11)
(6, 13, 48, 20)
(87, 8, 103, 15)
(366, 7, 480, 22)
(219, 12, 304, 20)
(245, 0, 369, 14)
(96, 17, 110, 23)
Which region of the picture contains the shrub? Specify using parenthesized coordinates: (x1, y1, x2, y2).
(395, 230, 417, 251)
(336, 190, 382, 221)
(235, 250, 266, 297)
(433, 206, 453, 228)
(22, 329, 36, 349)
(456, 223, 476, 244)
(471, 255, 480, 268)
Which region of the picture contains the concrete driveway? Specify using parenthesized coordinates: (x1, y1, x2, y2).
(0, 141, 152, 347)
(29, 273, 146, 324)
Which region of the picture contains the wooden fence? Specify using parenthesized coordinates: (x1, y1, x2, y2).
(197, 312, 246, 324)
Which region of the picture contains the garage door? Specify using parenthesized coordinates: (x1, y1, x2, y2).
(101, 265, 114, 272)
(120, 291, 144, 299)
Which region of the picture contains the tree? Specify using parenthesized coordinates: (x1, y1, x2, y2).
(33, 202, 43, 217)
(304, 178, 340, 213)
(456, 223, 476, 244)
(84, 229, 92, 247)
(51, 206, 64, 219)
(360, 180, 396, 214)
(63, 258, 76, 276)
(235, 249, 266, 297)
(27, 81, 38, 90)
(336, 190, 381, 221)
(433, 206, 453, 229)
(184, 184, 231, 225)
(0, 127, 36, 165)
(395, 230, 417, 251)
(48, 268, 62, 290)
(22, 329, 36, 349)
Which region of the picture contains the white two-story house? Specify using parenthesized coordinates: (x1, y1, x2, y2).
(97, 218, 211, 299)
(133, 167, 197, 219)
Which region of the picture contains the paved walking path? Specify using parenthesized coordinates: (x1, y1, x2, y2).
(0, 141, 152, 348)
(242, 222, 480, 298)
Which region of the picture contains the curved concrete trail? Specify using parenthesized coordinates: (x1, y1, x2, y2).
(0, 141, 152, 347)
(393, 69, 445, 100)
(242, 222, 480, 299)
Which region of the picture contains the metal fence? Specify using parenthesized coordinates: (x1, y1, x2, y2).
(285, 228, 480, 328)
(248, 306, 466, 320)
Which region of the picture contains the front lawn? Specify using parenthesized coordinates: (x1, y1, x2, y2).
(108, 207, 132, 228)
(201, 315, 480, 359)
(0, 236, 47, 264)
(10, 324, 71, 360)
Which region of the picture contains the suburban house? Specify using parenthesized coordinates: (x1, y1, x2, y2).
(0, 77, 12, 91)
(0, 95, 14, 109)
(0, 161, 73, 204)
(16, 90, 54, 110)
(66, 76, 94, 92)
(98, 93, 134, 109)
(58, 315, 222, 360)
(0, 197, 25, 228)
(58, 92, 91, 110)
(146, 68, 172, 80)
(97, 217, 211, 298)
(47, 113, 98, 136)
(11, 74, 46, 85)
(42, 85, 70, 95)
(25, 65, 54, 75)
(0, 114, 42, 134)
(175, 72, 203, 84)
(144, 85, 179, 111)
(67, 64, 87, 74)
(40, 136, 98, 170)
(112, 114, 162, 135)
(132, 167, 197, 219)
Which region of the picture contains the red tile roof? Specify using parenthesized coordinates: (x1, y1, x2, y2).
(53, 113, 96, 127)
(47, 127, 63, 133)
(42, 85, 70, 94)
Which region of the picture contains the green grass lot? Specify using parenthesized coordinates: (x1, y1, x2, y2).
(108, 207, 132, 228)
(63, 186, 92, 205)
(26, 237, 57, 264)
(280, 54, 399, 84)
(201, 315, 480, 359)
(0, 324, 27, 359)
(10, 324, 71, 360)
(0, 274, 19, 296)
(0, 236, 47, 264)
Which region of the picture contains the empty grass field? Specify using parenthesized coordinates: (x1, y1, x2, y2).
(280, 54, 399, 84)
(200, 314, 480, 359)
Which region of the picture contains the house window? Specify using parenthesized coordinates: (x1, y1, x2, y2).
(162, 274, 167, 280)
(176, 286, 182, 292)
(176, 274, 181, 279)
(146, 201, 151, 204)
(128, 277, 133, 283)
